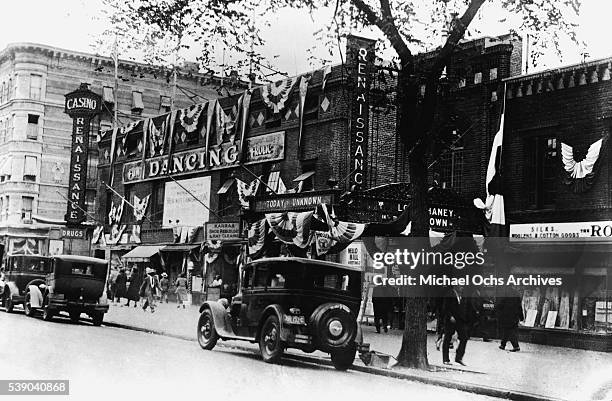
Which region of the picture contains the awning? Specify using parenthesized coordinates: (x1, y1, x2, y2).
(161, 244, 199, 252)
(121, 245, 164, 262)
(293, 171, 315, 182)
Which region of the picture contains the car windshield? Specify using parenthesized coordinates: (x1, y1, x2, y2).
(10, 256, 50, 273)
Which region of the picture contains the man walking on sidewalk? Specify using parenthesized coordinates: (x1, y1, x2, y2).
(496, 285, 524, 352)
(140, 267, 162, 313)
(441, 285, 471, 366)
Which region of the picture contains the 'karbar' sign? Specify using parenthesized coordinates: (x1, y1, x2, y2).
(347, 35, 375, 192)
(64, 83, 101, 226)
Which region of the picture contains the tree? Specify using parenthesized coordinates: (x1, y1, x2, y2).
(100, 0, 581, 369)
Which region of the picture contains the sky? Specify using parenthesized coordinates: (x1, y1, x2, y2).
(1, 0, 610, 78)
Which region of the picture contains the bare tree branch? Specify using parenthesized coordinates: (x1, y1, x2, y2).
(378, 0, 413, 68)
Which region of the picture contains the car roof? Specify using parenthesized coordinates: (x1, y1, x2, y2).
(51, 255, 107, 265)
(247, 257, 362, 272)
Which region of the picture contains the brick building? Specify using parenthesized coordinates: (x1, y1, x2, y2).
(0, 42, 236, 260)
(93, 35, 520, 304)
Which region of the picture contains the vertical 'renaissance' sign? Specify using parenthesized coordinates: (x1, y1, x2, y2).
(346, 35, 375, 192)
(64, 83, 101, 226)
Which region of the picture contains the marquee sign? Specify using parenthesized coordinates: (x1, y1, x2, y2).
(253, 190, 337, 213)
(64, 83, 101, 226)
(510, 221, 612, 242)
(123, 131, 285, 183)
(347, 35, 375, 192)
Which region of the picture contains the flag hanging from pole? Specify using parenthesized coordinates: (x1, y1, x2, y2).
(474, 86, 506, 236)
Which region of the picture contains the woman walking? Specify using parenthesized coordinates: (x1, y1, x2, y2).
(175, 273, 188, 309)
(125, 266, 142, 307)
(115, 268, 128, 305)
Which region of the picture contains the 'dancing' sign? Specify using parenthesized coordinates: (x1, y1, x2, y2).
(347, 35, 375, 192)
(64, 83, 101, 226)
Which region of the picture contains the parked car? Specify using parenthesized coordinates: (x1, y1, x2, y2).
(1, 254, 51, 313)
(197, 257, 370, 370)
(24, 255, 109, 325)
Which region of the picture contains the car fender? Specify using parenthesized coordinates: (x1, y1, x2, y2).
(257, 304, 287, 342)
(27, 285, 43, 308)
(5, 281, 19, 298)
(200, 301, 236, 338)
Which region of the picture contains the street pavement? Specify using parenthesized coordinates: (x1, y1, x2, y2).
(0, 309, 501, 401)
(101, 300, 612, 401)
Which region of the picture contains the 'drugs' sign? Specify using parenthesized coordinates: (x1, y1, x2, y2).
(64, 83, 101, 226)
(346, 35, 375, 192)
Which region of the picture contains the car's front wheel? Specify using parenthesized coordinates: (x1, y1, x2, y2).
(24, 292, 35, 317)
(330, 344, 356, 371)
(259, 315, 284, 363)
(3, 291, 13, 313)
(197, 309, 218, 350)
(91, 312, 104, 326)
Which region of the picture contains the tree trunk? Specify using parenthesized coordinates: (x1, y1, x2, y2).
(396, 140, 430, 369)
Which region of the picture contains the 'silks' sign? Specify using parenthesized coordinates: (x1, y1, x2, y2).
(347, 35, 375, 192)
(64, 83, 101, 226)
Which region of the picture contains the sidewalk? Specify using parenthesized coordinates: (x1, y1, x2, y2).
(103, 301, 612, 401)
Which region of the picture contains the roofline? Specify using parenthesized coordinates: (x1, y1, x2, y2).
(504, 55, 612, 84)
(247, 257, 362, 272)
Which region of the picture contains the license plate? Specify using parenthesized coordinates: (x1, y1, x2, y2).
(283, 315, 306, 325)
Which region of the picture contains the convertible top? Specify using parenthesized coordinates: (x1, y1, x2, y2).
(247, 257, 362, 273)
(51, 255, 108, 265)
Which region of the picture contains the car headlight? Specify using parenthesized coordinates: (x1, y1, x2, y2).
(328, 319, 343, 336)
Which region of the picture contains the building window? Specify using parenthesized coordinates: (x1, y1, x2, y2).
(23, 156, 37, 182)
(491, 91, 498, 102)
(29, 74, 43, 100)
(8, 77, 12, 100)
(7, 114, 14, 141)
(132, 91, 144, 115)
(2, 196, 9, 220)
(151, 182, 165, 226)
(0, 156, 11, 181)
(526, 136, 557, 209)
(160, 96, 171, 113)
(0, 81, 5, 103)
(21, 196, 33, 221)
(0, 118, 5, 143)
(489, 67, 498, 81)
(27, 114, 39, 140)
(103, 86, 115, 104)
(303, 93, 319, 121)
(438, 133, 464, 191)
(474, 72, 482, 84)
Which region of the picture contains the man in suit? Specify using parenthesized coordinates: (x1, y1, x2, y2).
(496, 285, 524, 352)
(441, 285, 472, 366)
(140, 267, 162, 313)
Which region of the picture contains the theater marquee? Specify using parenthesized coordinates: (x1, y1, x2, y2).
(123, 131, 285, 183)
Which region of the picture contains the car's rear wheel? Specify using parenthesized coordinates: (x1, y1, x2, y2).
(259, 315, 284, 363)
(197, 309, 218, 350)
(331, 344, 356, 371)
(69, 311, 80, 322)
(3, 291, 13, 313)
(91, 312, 104, 326)
(24, 293, 35, 317)
(42, 299, 54, 322)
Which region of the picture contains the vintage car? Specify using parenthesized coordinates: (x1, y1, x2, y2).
(197, 257, 369, 370)
(1, 254, 51, 313)
(24, 255, 109, 325)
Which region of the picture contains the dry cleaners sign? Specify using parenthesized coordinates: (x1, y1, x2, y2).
(123, 131, 285, 183)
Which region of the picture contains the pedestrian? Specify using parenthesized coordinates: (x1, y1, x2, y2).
(115, 268, 128, 305)
(497, 286, 524, 352)
(159, 273, 170, 303)
(372, 284, 392, 333)
(441, 285, 473, 366)
(175, 273, 188, 309)
(139, 267, 162, 313)
(125, 266, 142, 307)
(107, 268, 119, 303)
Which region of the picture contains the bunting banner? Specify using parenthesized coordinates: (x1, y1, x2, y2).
(321, 204, 366, 243)
(248, 219, 267, 256)
(121, 120, 144, 158)
(130, 224, 142, 244)
(265, 212, 296, 243)
(179, 103, 206, 133)
(108, 199, 125, 225)
(107, 224, 127, 245)
(298, 74, 311, 150)
(148, 115, 168, 157)
(199, 101, 209, 139)
(132, 194, 150, 222)
(561, 135, 608, 193)
(236, 177, 261, 208)
(206, 99, 218, 149)
(91, 225, 104, 245)
(261, 77, 298, 114)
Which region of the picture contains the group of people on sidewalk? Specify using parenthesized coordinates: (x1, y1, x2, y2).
(436, 285, 524, 366)
(107, 266, 191, 313)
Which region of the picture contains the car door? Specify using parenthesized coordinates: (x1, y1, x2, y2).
(244, 264, 269, 336)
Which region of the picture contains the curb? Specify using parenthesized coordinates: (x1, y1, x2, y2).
(103, 321, 565, 401)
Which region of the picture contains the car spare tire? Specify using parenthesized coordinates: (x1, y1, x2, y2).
(310, 303, 357, 352)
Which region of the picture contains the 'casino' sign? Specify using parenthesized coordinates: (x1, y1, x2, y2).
(64, 83, 101, 226)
